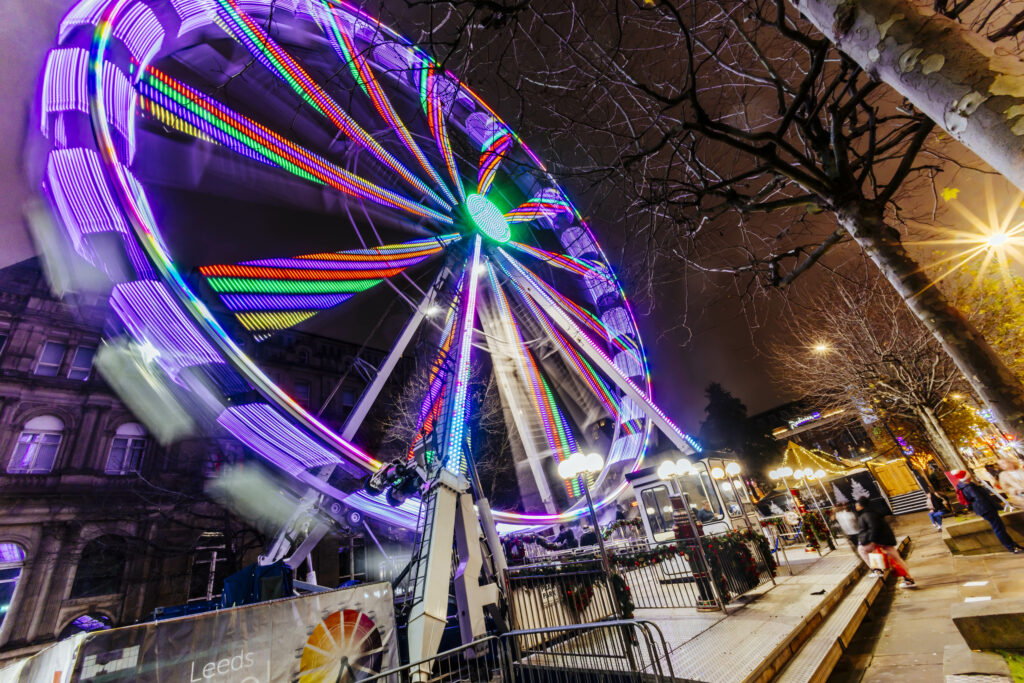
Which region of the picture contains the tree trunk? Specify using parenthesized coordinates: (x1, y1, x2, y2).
(837, 200, 1024, 445)
(793, 0, 1024, 191)
(914, 405, 965, 470)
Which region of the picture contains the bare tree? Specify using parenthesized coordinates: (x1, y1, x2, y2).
(406, 0, 1024, 444)
(770, 276, 968, 467)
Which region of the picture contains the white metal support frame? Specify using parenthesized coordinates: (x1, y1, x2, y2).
(406, 469, 499, 678)
(495, 250, 698, 457)
(340, 268, 449, 442)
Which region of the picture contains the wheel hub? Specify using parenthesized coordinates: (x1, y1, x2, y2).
(465, 193, 510, 243)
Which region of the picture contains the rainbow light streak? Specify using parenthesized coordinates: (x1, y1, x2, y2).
(497, 250, 701, 454)
(504, 193, 574, 223)
(211, 0, 451, 211)
(407, 280, 462, 464)
(513, 259, 641, 357)
(200, 237, 450, 331)
(487, 264, 582, 498)
(87, 0, 381, 472)
(515, 287, 620, 420)
(316, 2, 456, 205)
(421, 63, 466, 202)
(478, 132, 512, 196)
(137, 68, 451, 224)
(442, 236, 482, 473)
(508, 241, 610, 280)
(217, 403, 342, 475)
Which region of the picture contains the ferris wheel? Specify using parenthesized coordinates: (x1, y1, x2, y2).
(37, 0, 700, 530)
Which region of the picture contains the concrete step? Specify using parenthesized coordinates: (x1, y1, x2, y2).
(774, 537, 911, 683)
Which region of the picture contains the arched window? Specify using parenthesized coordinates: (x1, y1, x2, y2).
(0, 543, 26, 632)
(58, 613, 111, 639)
(105, 423, 147, 475)
(70, 536, 126, 598)
(7, 415, 64, 474)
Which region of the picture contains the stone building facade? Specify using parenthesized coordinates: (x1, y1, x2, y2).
(0, 259, 373, 665)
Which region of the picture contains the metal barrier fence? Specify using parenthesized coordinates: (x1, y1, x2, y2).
(504, 619, 676, 682)
(358, 620, 675, 683)
(504, 530, 777, 628)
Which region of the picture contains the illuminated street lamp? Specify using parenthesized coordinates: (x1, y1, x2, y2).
(559, 452, 610, 572)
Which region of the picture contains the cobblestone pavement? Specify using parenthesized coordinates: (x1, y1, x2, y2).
(829, 511, 1024, 682)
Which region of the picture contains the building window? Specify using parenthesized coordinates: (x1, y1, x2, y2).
(71, 536, 126, 598)
(67, 346, 97, 381)
(34, 341, 66, 376)
(105, 423, 147, 475)
(297, 348, 310, 365)
(0, 333, 8, 356)
(0, 543, 26, 632)
(7, 415, 64, 474)
(294, 380, 311, 407)
(641, 486, 674, 534)
(188, 534, 229, 603)
(341, 389, 356, 408)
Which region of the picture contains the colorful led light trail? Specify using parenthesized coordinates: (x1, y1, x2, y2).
(315, 1, 456, 205)
(442, 236, 482, 474)
(210, 0, 451, 210)
(137, 67, 451, 224)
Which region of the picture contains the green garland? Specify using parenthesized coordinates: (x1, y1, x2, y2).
(601, 518, 643, 540)
(801, 512, 835, 550)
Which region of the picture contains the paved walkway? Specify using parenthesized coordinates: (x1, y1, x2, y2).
(637, 544, 864, 682)
(829, 511, 1024, 682)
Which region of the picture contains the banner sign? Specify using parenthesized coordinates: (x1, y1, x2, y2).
(1, 582, 397, 683)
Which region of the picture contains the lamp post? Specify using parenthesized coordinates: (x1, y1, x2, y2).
(769, 466, 799, 510)
(796, 468, 837, 544)
(559, 452, 610, 573)
(812, 468, 834, 506)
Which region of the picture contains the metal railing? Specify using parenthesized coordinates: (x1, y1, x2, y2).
(504, 529, 777, 628)
(504, 619, 676, 682)
(357, 620, 675, 683)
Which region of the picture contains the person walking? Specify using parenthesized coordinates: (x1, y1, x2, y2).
(997, 459, 1024, 510)
(926, 489, 950, 531)
(834, 503, 860, 551)
(954, 470, 1023, 553)
(855, 500, 916, 587)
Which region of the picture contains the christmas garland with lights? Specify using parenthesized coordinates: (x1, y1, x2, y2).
(801, 512, 835, 550)
(601, 518, 643, 540)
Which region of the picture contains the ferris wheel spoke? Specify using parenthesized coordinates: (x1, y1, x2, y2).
(209, 0, 452, 211)
(339, 266, 452, 442)
(477, 131, 513, 196)
(504, 188, 575, 224)
(439, 236, 483, 474)
(483, 264, 585, 506)
(506, 241, 611, 280)
(406, 274, 463, 466)
(137, 67, 452, 226)
(198, 235, 459, 336)
(312, 1, 458, 206)
(421, 63, 467, 202)
(494, 249, 701, 457)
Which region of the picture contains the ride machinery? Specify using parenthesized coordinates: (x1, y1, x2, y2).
(37, 0, 702, 664)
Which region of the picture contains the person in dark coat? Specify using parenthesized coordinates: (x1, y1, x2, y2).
(954, 471, 1023, 554)
(555, 524, 578, 550)
(926, 490, 950, 531)
(578, 526, 599, 547)
(855, 501, 916, 587)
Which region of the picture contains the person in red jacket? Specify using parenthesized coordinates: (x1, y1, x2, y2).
(855, 501, 916, 588)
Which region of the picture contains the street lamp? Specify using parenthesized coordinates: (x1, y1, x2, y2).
(794, 469, 836, 543)
(812, 468, 833, 505)
(559, 452, 610, 573)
